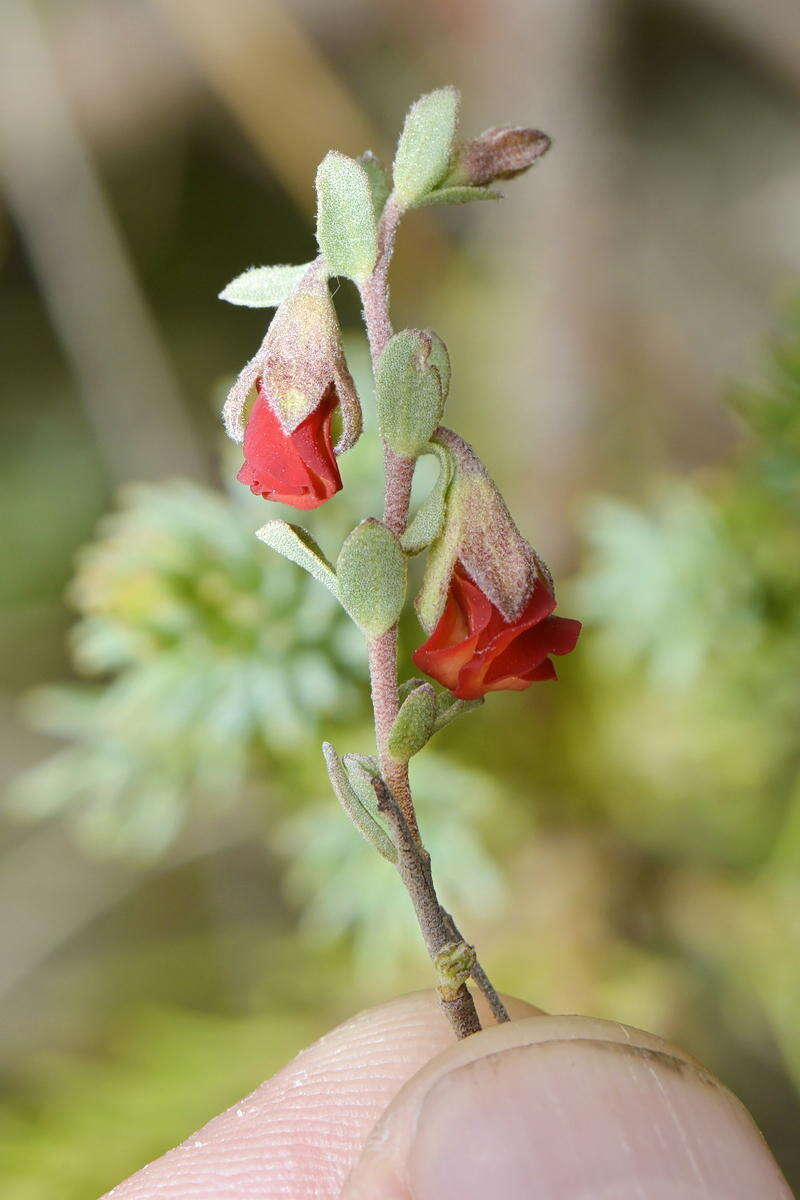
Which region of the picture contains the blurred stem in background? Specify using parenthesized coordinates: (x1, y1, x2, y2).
(0, 0, 206, 484)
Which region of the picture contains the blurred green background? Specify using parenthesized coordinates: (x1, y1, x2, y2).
(3, 0, 800, 1195)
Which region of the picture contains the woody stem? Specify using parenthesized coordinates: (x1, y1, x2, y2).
(358, 193, 484, 1039)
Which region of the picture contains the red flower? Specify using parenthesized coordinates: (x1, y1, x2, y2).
(412, 563, 581, 700)
(236, 381, 342, 509)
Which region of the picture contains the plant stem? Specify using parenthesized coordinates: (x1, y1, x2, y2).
(358, 192, 494, 1039)
(373, 780, 481, 1038)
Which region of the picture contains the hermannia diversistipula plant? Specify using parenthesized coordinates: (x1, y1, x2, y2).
(220, 87, 581, 1039)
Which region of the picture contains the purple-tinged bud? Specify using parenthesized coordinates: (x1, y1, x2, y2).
(451, 126, 551, 188)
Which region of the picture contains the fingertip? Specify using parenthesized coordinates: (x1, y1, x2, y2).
(343, 1016, 793, 1200)
(102, 990, 534, 1200)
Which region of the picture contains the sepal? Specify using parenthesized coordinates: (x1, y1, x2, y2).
(415, 427, 552, 631)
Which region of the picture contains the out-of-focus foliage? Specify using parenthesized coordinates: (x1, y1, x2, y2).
(569, 309, 800, 1100)
(0, 1002, 323, 1200)
(7, 480, 364, 858)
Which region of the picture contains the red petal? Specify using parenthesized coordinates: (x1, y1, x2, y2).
(412, 589, 480, 691)
(414, 563, 579, 700)
(237, 383, 341, 508)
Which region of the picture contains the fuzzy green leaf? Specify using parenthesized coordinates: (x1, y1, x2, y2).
(393, 87, 460, 206)
(256, 521, 339, 597)
(322, 743, 397, 862)
(388, 682, 437, 761)
(218, 263, 314, 307)
(413, 186, 501, 209)
(336, 519, 407, 635)
(315, 152, 378, 280)
(342, 753, 385, 820)
(360, 150, 391, 220)
(402, 442, 454, 555)
(376, 329, 450, 457)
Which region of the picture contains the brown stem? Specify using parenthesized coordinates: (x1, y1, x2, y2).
(373, 780, 481, 1039)
(441, 908, 510, 1023)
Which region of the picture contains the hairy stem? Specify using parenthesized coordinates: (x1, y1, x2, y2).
(358, 192, 484, 1039)
(373, 780, 481, 1039)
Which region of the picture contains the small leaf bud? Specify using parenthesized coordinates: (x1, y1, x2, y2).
(376, 330, 450, 457)
(387, 682, 437, 761)
(450, 126, 551, 188)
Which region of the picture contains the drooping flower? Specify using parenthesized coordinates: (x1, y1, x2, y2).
(413, 562, 580, 699)
(236, 380, 341, 509)
(412, 427, 580, 697)
(223, 258, 360, 508)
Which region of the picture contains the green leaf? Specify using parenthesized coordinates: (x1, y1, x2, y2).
(388, 682, 437, 760)
(375, 329, 450, 457)
(402, 442, 454, 555)
(255, 521, 339, 597)
(413, 185, 501, 209)
(360, 150, 391, 220)
(322, 743, 397, 862)
(342, 753, 385, 820)
(393, 87, 460, 206)
(336, 519, 407, 636)
(315, 151, 379, 280)
(218, 263, 314, 307)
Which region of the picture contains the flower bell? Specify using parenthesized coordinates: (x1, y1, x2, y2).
(223, 259, 361, 508)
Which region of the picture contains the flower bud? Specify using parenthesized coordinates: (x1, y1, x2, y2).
(387, 682, 437, 761)
(450, 126, 551, 188)
(375, 329, 450, 457)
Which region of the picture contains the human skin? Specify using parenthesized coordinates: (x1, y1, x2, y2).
(103, 991, 795, 1199)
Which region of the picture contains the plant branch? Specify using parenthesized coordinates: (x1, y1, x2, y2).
(358, 192, 489, 1040)
(372, 779, 481, 1039)
(441, 908, 510, 1023)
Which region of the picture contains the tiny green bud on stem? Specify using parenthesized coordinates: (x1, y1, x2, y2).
(388, 682, 437, 761)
